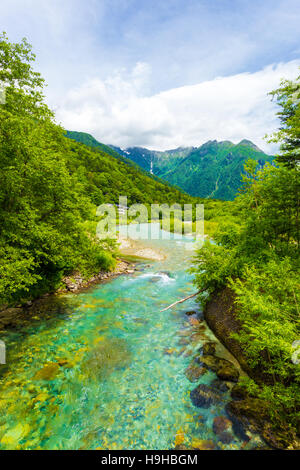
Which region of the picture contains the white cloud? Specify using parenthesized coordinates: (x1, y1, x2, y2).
(55, 60, 300, 152)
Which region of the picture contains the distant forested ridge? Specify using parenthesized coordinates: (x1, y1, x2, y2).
(65, 131, 195, 206)
(111, 140, 274, 200)
(67, 132, 274, 200)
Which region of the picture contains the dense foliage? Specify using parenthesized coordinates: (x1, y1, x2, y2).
(193, 76, 300, 441)
(0, 33, 119, 307)
(112, 139, 273, 200)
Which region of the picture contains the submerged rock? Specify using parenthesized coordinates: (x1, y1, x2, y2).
(1, 423, 30, 447)
(213, 416, 232, 435)
(0, 307, 22, 329)
(56, 358, 74, 368)
(174, 428, 185, 447)
(190, 329, 210, 343)
(181, 348, 194, 358)
(195, 354, 239, 383)
(178, 337, 190, 346)
(134, 317, 148, 325)
(188, 317, 201, 327)
(216, 363, 239, 382)
(210, 378, 231, 392)
(83, 337, 131, 379)
(33, 362, 60, 381)
(185, 310, 197, 316)
(174, 444, 190, 450)
(185, 363, 207, 382)
(197, 414, 206, 424)
(164, 347, 177, 356)
(190, 384, 222, 408)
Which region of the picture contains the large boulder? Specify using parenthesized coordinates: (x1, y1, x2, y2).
(203, 287, 273, 384)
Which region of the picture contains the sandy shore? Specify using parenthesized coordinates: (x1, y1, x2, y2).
(118, 233, 166, 261)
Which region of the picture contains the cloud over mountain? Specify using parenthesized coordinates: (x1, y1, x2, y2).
(56, 60, 299, 152)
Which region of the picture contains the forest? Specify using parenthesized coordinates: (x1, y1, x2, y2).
(0, 33, 196, 308)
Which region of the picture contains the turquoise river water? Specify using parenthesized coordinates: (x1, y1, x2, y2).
(0, 226, 263, 450)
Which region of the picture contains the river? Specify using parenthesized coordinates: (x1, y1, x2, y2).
(0, 225, 263, 450)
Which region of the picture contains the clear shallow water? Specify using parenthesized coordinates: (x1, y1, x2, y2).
(0, 227, 262, 450)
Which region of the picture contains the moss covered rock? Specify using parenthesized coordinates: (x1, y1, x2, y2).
(230, 383, 249, 400)
(195, 354, 239, 382)
(191, 439, 215, 450)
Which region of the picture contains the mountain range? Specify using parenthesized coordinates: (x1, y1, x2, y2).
(110, 140, 273, 200)
(65, 131, 194, 206)
(66, 131, 274, 200)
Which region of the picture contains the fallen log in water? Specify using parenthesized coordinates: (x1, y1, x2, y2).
(161, 289, 205, 312)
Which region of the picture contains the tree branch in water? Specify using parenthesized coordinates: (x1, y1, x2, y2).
(160, 289, 205, 312)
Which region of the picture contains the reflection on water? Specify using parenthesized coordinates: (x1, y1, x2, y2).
(0, 226, 263, 449)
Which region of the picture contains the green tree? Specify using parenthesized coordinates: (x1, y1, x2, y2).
(268, 71, 300, 168)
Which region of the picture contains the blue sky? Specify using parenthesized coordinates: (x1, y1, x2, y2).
(1, 0, 300, 150)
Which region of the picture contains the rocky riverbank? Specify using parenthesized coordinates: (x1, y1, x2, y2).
(59, 230, 168, 293)
(0, 233, 166, 328)
(60, 259, 136, 293)
(203, 287, 300, 450)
